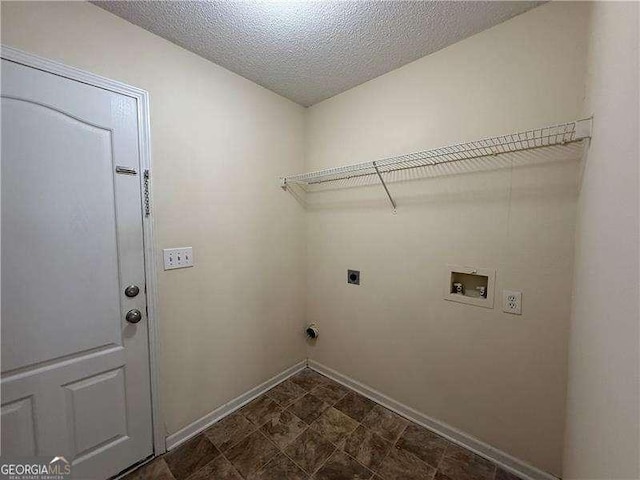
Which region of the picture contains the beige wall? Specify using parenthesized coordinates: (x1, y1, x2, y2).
(1, 1, 307, 437)
(304, 3, 589, 475)
(563, 2, 640, 479)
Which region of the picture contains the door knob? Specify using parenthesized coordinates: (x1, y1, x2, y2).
(126, 309, 142, 324)
(124, 285, 140, 298)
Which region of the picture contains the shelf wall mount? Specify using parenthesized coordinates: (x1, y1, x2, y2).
(280, 118, 593, 212)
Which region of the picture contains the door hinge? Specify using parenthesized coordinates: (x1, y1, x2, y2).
(143, 169, 151, 217)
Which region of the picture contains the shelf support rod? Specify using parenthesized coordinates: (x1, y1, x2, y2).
(373, 161, 397, 213)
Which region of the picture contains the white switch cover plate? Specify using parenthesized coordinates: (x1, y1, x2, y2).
(163, 247, 194, 270)
(503, 290, 522, 315)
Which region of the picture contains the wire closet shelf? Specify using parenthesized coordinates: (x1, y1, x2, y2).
(280, 118, 592, 212)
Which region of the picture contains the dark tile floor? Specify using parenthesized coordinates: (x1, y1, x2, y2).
(125, 368, 523, 480)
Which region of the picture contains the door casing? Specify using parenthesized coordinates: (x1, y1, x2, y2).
(0, 44, 165, 458)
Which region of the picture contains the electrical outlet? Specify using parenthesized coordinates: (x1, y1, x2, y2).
(503, 290, 522, 315)
(163, 247, 194, 270)
(347, 269, 360, 285)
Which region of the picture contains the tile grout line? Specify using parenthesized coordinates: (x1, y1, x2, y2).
(434, 435, 451, 475)
(374, 422, 408, 480)
(301, 381, 345, 478)
(275, 378, 336, 478)
(219, 451, 246, 480)
(251, 429, 283, 478)
(340, 442, 377, 479)
(279, 434, 315, 479)
(310, 445, 339, 478)
(275, 405, 315, 478)
(229, 401, 303, 479)
(307, 381, 376, 479)
(294, 372, 370, 478)
(435, 447, 445, 474)
(438, 440, 501, 480)
(311, 370, 402, 480)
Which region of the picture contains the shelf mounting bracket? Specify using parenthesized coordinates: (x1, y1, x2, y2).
(373, 161, 397, 213)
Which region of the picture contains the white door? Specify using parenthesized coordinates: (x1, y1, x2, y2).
(1, 58, 153, 479)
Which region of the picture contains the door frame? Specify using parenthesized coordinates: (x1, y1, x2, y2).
(1, 45, 166, 456)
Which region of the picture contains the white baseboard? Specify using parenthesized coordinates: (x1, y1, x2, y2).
(308, 360, 558, 480)
(165, 359, 307, 451)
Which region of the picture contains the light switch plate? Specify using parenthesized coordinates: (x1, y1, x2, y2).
(503, 290, 522, 315)
(163, 247, 194, 270)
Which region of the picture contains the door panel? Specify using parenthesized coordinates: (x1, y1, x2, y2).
(1, 58, 153, 479)
(64, 368, 128, 459)
(1, 397, 37, 456)
(2, 98, 121, 373)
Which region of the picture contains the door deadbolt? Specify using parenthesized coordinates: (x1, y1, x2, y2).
(124, 285, 140, 298)
(126, 309, 142, 324)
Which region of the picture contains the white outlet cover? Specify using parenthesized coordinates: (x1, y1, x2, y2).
(503, 290, 522, 315)
(163, 247, 194, 270)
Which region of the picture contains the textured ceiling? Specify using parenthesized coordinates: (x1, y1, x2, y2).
(94, 1, 542, 107)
